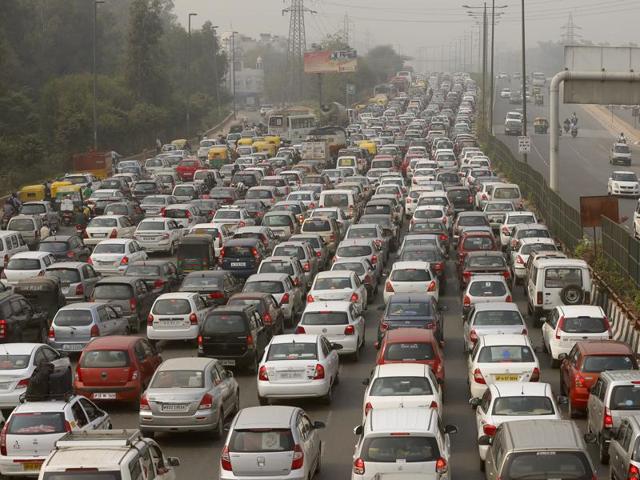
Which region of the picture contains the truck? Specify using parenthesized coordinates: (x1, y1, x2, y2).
(301, 140, 330, 169)
(71, 151, 118, 179)
(307, 126, 347, 161)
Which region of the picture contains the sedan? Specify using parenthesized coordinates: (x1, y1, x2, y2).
(462, 274, 512, 319)
(463, 302, 527, 354)
(257, 334, 340, 405)
(88, 239, 147, 275)
(306, 271, 367, 313)
(140, 357, 239, 438)
(134, 217, 185, 255)
(84, 215, 136, 247)
(384, 261, 439, 303)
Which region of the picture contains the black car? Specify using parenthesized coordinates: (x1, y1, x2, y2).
(38, 235, 91, 262)
(0, 292, 49, 343)
(220, 238, 267, 279)
(123, 260, 180, 294)
(446, 186, 475, 212)
(377, 293, 445, 345)
(180, 270, 242, 305)
(198, 304, 271, 373)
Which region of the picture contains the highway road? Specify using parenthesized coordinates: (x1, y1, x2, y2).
(493, 76, 640, 231)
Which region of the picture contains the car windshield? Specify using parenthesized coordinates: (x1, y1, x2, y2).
(391, 268, 430, 282)
(173, 186, 194, 195)
(385, 342, 435, 361)
(46, 268, 81, 284)
(504, 451, 592, 480)
(54, 309, 94, 327)
(245, 281, 284, 294)
(182, 275, 222, 288)
(229, 429, 295, 453)
(615, 145, 631, 154)
(21, 204, 45, 214)
(337, 245, 371, 257)
(267, 342, 318, 361)
(0, 354, 30, 370)
(463, 237, 494, 250)
(137, 221, 166, 231)
(38, 241, 69, 253)
(493, 188, 520, 199)
(544, 268, 583, 288)
(469, 281, 507, 297)
(7, 258, 41, 270)
(125, 265, 161, 276)
(314, 277, 352, 290)
(8, 412, 66, 435)
(473, 310, 522, 326)
(152, 299, 191, 315)
(492, 396, 555, 416)
(8, 219, 34, 230)
(478, 346, 535, 363)
(151, 369, 204, 388)
(361, 436, 440, 463)
(93, 243, 125, 254)
(582, 355, 635, 373)
(561, 317, 607, 334)
(93, 284, 133, 300)
(303, 220, 330, 232)
(302, 311, 348, 325)
(323, 194, 349, 207)
(80, 350, 130, 368)
(370, 377, 433, 396)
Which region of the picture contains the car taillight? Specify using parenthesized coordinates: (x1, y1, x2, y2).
(427, 281, 436, 292)
(344, 325, 355, 335)
(263, 312, 272, 325)
(221, 445, 232, 471)
(385, 282, 394, 292)
(258, 365, 269, 381)
(208, 291, 224, 299)
(516, 255, 524, 264)
(530, 367, 540, 382)
(128, 368, 139, 381)
(48, 327, 55, 339)
(109, 229, 118, 238)
(556, 316, 565, 340)
(313, 364, 325, 379)
(604, 407, 613, 428)
(120, 256, 129, 265)
(0, 320, 7, 339)
(15, 378, 29, 389)
(2, 254, 8, 267)
(199, 393, 213, 409)
(303, 262, 311, 272)
(628, 464, 640, 480)
(90, 324, 100, 337)
(309, 202, 316, 209)
(505, 295, 512, 302)
(574, 372, 586, 388)
(291, 444, 304, 470)
(473, 368, 486, 384)
(436, 457, 448, 474)
(66, 250, 76, 258)
(433, 262, 444, 272)
(483, 424, 497, 436)
(251, 247, 259, 258)
(537, 291, 543, 305)
(463, 295, 471, 306)
(502, 270, 511, 280)
(153, 279, 165, 289)
(604, 316, 613, 338)
(468, 195, 474, 203)
(185, 210, 192, 219)
(295, 325, 306, 334)
(329, 233, 336, 242)
(147, 314, 154, 326)
(371, 255, 377, 265)
(130, 297, 137, 311)
(353, 457, 365, 475)
(188, 313, 198, 325)
(281, 293, 290, 304)
(87, 256, 93, 265)
(430, 400, 438, 409)
(351, 292, 359, 302)
(246, 334, 254, 347)
(197, 335, 203, 351)
(0, 422, 7, 455)
(380, 322, 389, 331)
(140, 394, 150, 411)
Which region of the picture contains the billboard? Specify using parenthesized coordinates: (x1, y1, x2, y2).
(304, 50, 358, 74)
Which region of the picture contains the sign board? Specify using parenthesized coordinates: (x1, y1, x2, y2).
(346, 83, 356, 95)
(518, 136, 531, 154)
(304, 50, 358, 74)
(579, 195, 619, 228)
(564, 45, 640, 104)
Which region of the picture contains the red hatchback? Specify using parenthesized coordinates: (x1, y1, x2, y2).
(176, 157, 206, 181)
(456, 230, 498, 268)
(375, 328, 445, 384)
(74, 336, 162, 406)
(560, 340, 637, 417)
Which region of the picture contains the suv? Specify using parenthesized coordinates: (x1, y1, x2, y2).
(220, 238, 267, 279)
(38, 430, 179, 480)
(198, 305, 271, 373)
(587, 370, 640, 463)
(0, 292, 49, 343)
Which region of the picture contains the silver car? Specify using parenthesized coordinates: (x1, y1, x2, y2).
(139, 357, 239, 438)
(46, 262, 101, 302)
(243, 273, 304, 326)
(463, 302, 526, 354)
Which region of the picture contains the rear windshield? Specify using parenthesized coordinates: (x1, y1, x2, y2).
(462, 237, 494, 250)
(7, 258, 40, 270)
(46, 268, 81, 284)
(202, 314, 247, 334)
(473, 310, 522, 326)
(38, 242, 69, 253)
(267, 342, 318, 361)
(468, 281, 507, 297)
(610, 385, 640, 410)
(361, 436, 440, 463)
(152, 299, 191, 315)
(561, 317, 607, 334)
(544, 268, 583, 288)
(263, 215, 293, 227)
(225, 246, 254, 258)
(247, 190, 273, 199)
(125, 265, 161, 276)
(54, 309, 93, 326)
(0, 355, 30, 370)
(245, 281, 284, 294)
(274, 246, 304, 258)
(8, 219, 34, 230)
(384, 342, 435, 361)
(582, 355, 635, 373)
(89, 218, 117, 228)
(332, 262, 365, 275)
(182, 275, 222, 288)
(143, 197, 167, 205)
(229, 429, 294, 453)
(137, 221, 166, 231)
(93, 244, 125, 254)
(485, 203, 514, 212)
(323, 194, 349, 208)
(303, 220, 330, 232)
(314, 277, 351, 290)
(21, 204, 46, 214)
(468, 256, 504, 268)
(134, 183, 157, 192)
(337, 245, 372, 257)
(477, 346, 535, 363)
(401, 250, 441, 262)
(93, 284, 133, 300)
(8, 412, 66, 434)
(391, 268, 430, 282)
(507, 215, 535, 225)
(370, 377, 433, 396)
(150, 369, 204, 388)
(459, 216, 488, 226)
(164, 209, 189, 219)
(493, 187, 520, 199)
(387, 302, 432, 317)
(521, 243, 556, 255)
(173, 186, 194, 195)
(347, 228, 377, 239)
(302, 312, 348, 325)
(414, 209, 442, 220)
(104, 205, 128, 216)
(366, 205, 391, 215)
(492, 396, 555, 416)
(217, 211, 242, 220)
(260, 262, 293, 275)
(80, 350, 130, 368)
(502, 451, 592, 480)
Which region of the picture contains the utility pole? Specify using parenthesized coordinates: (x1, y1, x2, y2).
(92, 0, 104, 151)
(211, 26, 221, 120)
(282, 0, 316, 102)
(521, 0, 528, 164)
(231, 31, 238, 118)
(489, 3, 507, 135)
(482, 3, 487, 133)
(186, 12, 198, 137)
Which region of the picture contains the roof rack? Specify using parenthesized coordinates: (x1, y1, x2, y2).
(55, 429, 143, 449)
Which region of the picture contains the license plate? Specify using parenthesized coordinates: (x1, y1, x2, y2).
(280, 372, 302, 379)
(495, 375, 519, 381)
(62, 344, 83, 351)
(92, 233, 107, 238)
(220, 360, 236, 366)
(160, 320, 183, 327)
(93, 392, 116, 400)
(22, 462, 43, 472)
(230, 262, 246, 267)
(161, 403, 190, 413)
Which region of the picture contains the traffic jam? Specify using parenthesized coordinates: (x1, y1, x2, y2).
(0, 70, 636, 480)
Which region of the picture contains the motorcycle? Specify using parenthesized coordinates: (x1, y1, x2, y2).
(563, 123, 570, 133)
(61, 210, 74, 226)
(571, 126, 578, 138)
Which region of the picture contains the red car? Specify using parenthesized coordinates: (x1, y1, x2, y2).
(456, 230, 498, 267)
(176, 157, 206, 181)
(74, 336, 162, 406)
(560, 340, 637, 417)
(375, 328, 444, 384)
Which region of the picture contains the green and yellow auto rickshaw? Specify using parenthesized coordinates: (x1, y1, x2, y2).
(176, 234, 216, 274)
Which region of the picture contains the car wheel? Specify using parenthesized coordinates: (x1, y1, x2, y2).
(247, 354, 258, 375)
(568, 400, 580, 419)
(212, 411, 224, 439)
(351, 344, 360, 362)
(550, 356, 560, 369)
(599, 435, 610, 464)
(315, 445, 322, 475)
(39, 325, 49, 344)
(479, 456, 485, 472)
(169, 242, 176, 256)
(258, 395, 269, 406)
(141, 430, 155, 439)
(321, 383, 333, 405)
(232, 392, 240, 414)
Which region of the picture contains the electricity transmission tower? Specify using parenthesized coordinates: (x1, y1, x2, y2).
(560, 13, 582, 45)
(283, 0, 315, 101)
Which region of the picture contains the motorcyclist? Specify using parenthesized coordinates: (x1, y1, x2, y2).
(9, 193, 21, 212)
(563, 118, 571, 132)
(60, 194, 74, 214)
(82, 182, 93, 200)
(570, 112, 578, 126)
(618, 132, 627, 144)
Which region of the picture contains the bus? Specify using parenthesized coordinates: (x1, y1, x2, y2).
(267, 111, 317, 143)
(373, 83, 398, 99)
(532, 72, 546, 87)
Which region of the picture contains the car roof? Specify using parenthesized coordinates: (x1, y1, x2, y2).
(14, 398, 81, 413)
(576, 340, 632, 355)
(236, 406, 298, 429)
(82, 335, 140, 350)
(270, 334, 318, 344)
(225, 238, 261, 247)
(0, 343, 42, 355)
(47, 262, 86, 269)
(489, 381, 553, 397)
(391, 261, 429, 270)
(95, 276, 139, 285)
(501, 420, 584, 451)
(315, 270, 353, 278)
(303, 301, 352, 312)
(366, 407, 436, 434)
(479, 334, 531, 346)
(519, 237, 555, 245)
(556, 305, 604, 316)
(384, 328, 436, 343)
(601, 370, 640, 382)
(468, 274, 507, 282)
(158, 356, 213, 371)
(247, 273, 289, 282)
(536, 258, 587, 267)
(155, 292, 197, 300)
(375, 363, 430, 378)
(12, 251, 51, 259)
(93, 239, 132, 245)
(57, 302, 101, 311)
(473, 302, 520, 312)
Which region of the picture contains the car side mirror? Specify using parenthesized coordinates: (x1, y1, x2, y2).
(469, 397, 482, 407)
(557, 395, 569, 405)
(558, 353, 568, 362)
(362, 378, 370, 386)
(353, 425, 363, 436)
(313, 421, 325, 429)
(331, 343, 343, 351)
(444, 424, 458, 435)
(226, 370, 234, 378)
(166, 457, 181, 467)
(478, 435, 492, 446)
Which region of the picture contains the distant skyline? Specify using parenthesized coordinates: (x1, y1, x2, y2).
(173, 0, 640, 62)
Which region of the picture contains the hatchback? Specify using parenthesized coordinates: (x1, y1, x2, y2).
(133, 217, 184, 255)
(38, 235, 91, 262)
(227, 292, 285, 335)
(1, 252, 56, 285)
(91, 276, 156, 333)
(147, 292, 215, 344)
(220, 238, 266, 279)
(74, 336, 162, 405)
(462, 274, 512, 319)
(334, 239, 383, 277)
(140, 357, 239, 438)
(272, 241, 318, 287)
(180, 270, 242, 306)
(45, 261, 101, 302)
(377, 294, 444, 345)
(123, 259, 180, 294)
(384, 261, 438, 304)
(84, 215, 136, 247)
(243, 273, 304, 326)
(257, 256, 306, 293)
(464, 302, 526, 355)
(307, 271, 367, 313)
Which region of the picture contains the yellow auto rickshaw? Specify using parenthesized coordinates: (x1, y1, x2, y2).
(171, 138, 191, 151)
(359, 140, 378, 156)
(253, 140, 277, 157)
(534, 117, 549, 134)
(264, 135, 281, 146)
(50, 181, 73, 199)
(18, 184, 46, 202)
(54, 185, 84, 210)
(208, 145, 232, 169)
(237, 137, 254, 147)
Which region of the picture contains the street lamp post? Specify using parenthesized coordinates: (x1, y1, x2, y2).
(231, 31, 238, 119)
(92, 0, 104, 151)
(520, 0, 528, 164)
(489, 4, 507, 136)
(186, 12, 198, 138)
(211, 25, 221, 120)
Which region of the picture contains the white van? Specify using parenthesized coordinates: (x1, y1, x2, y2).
(526, 257, 591, 324)
(0, 231, 29, 269)
(319, 189, 358, 220)
(491, 183, 523, 210)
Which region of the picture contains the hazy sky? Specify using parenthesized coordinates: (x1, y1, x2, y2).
(173, 0, 640, 60)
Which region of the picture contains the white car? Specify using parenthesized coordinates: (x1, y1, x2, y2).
(84, 215, 136, 247)
(462, 275, 512, 318)
(0, 395, 111, 477)
(296, 301, 365, 360)
(500, 87, 511, 98)
(471, 382, 560, 461)
(362, 363, 442, 421)
(411, 205, 449, 228)
(608, 170, 640, 196)
(511, 237, 558, 281)
(162, 204, 205, 229)
(88, 239, 147, 275)
(147, 292, 215, 342)
(1, 251, 56, 285)
(287, 190, 319, 209)
(139, 194, 178, 217)
(383, 261, 439, 303)
(0, 343, 71, 410)
(134, 217, 184, 254)
(306, 270, 367, 313)
(541, 305, 611, 367)
(463, 302, 526, 354)
(467, 334, 540, 399)
(309, 207, 351, 232)
(212, 207, 254, 233)
(188, 222, 231, 257)
(257, 334, 340, 404)
(498, 211, 538, 248)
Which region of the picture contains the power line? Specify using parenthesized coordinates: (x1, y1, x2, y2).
(560, 13, 582, 45)
(283, 0, 316, 101)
